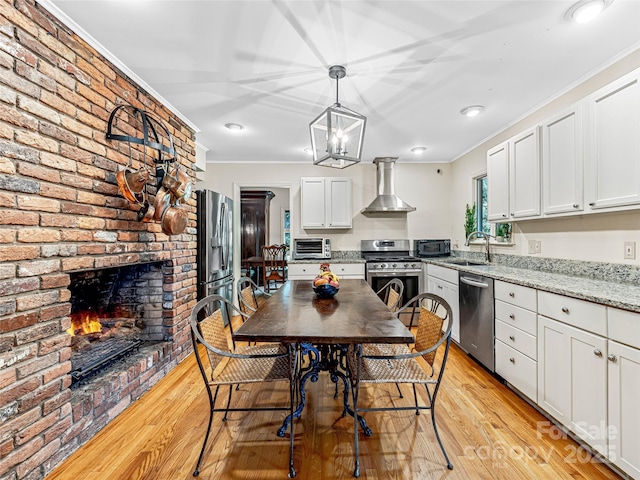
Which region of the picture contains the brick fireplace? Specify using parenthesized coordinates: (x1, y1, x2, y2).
(0, 2, 197, 479)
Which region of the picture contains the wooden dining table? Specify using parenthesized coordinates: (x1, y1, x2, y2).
(233, 279, 414, 437)
(241, 256, 263, 285)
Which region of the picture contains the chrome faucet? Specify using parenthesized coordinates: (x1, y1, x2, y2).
(465, 231, 494, 263)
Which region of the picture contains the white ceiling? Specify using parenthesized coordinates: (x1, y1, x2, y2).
(47, 1, 640, 165)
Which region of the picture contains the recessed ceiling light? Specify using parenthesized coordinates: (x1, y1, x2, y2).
(224, 123, 244, 132)
(460, 105, 485, 117)
(565, 0, 612, 23)
(410, 147, 427, 155)
(303, 147, 313, 156)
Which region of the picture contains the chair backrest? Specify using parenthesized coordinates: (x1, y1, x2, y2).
(376, 278, 404, 312)
(237, 276, 260, 314)
(262, 244, 287, 280)
(398, 293, 453, 366)
(190, 294, 242, 379)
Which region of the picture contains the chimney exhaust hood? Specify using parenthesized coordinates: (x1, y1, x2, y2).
(361, 157, 416, 213)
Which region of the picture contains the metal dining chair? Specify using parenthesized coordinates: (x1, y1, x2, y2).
(189, 294, 298, 478)
(375, 278, 404, 312)
(237, 276, 271, 316)
(348, 293, 454, 477)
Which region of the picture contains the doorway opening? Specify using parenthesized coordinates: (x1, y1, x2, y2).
(236, 185, 292, 290)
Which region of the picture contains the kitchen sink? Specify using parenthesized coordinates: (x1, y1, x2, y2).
(442, 259, 487, 267)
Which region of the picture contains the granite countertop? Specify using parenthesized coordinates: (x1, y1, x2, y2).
(423, 258, 640, 314)
(288, 250, 365, 264)
(289, 258, 366, 264)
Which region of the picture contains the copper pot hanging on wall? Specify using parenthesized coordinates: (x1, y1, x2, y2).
(161, 204, 188, 235)
(116, 167, 150, 204)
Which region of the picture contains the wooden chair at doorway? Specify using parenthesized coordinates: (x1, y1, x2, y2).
(261, 244, 287, 292)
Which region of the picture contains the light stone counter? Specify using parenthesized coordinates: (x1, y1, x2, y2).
(288, 250, 365, 264)
(423, 254, 640, 314)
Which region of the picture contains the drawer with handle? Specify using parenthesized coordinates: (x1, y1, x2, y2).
(495, 280, 537, 311)
(538, 290, 606, 336)
(495, 340, 537, 401)
(495, 319, 537, 360)
(495, 300, 537, 336)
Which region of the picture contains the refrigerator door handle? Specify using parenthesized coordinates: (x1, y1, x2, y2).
(220, 202, 228, 270)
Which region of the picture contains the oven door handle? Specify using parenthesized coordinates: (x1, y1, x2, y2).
(368, 271, 420, 277)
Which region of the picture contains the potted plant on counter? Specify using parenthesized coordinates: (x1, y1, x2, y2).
(496, 223, 512, 242)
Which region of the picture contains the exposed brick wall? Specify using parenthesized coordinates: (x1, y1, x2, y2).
(0, 1, 198, 478)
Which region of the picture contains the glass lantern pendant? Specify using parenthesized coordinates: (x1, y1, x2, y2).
(309, 65, 366, 168)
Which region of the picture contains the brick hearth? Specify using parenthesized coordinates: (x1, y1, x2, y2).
(0, 2, 197, 479)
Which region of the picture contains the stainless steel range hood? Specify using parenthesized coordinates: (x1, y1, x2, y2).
(361, 157, 416, 213)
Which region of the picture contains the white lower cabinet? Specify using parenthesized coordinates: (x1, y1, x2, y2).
(607, 306, 640, 479)
(537, 315, 608, 457)
(425, 265, 459, 343)
(491, 281, 640, 478)
(287, 262, 364, 280)
(494, 280, 538, 401)
(608, 339, 640, 478)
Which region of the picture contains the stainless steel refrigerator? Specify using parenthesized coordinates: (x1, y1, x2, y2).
(196, 190, 234, 305)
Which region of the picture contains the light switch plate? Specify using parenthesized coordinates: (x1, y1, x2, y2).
(624, 241, 636, 260)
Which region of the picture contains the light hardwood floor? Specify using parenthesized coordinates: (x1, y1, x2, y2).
(46, 339, 621, 480)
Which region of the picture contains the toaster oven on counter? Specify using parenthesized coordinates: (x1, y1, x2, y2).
(293, 238, 331, 259)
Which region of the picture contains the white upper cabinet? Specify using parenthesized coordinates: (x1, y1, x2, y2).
(585, 69, 640, 210)
(541, 104, 584, 215)
(488, 126, 541, 221)
(509, 126, 541, 219)
(487, 141, 510, 221)
(301, 177, 352, 229)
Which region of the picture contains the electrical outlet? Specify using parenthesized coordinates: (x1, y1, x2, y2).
(528, 240, 541, 254)
(624, 241, 636, 260)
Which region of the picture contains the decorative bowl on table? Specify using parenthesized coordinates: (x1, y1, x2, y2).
(313, 283, 339, 299)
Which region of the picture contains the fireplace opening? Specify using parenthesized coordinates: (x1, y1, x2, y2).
(68, 262, 164, 386)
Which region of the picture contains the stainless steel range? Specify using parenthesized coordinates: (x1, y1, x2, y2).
(361, 239, 423, 324)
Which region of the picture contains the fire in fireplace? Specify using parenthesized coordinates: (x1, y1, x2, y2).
(67, 262, 164, 385)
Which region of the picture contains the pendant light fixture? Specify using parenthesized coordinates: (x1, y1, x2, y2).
(309, 65, 366, 168)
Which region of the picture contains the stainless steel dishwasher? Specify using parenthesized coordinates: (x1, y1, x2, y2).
(459, 272, 495, 372)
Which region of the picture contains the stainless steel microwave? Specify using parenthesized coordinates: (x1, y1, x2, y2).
(293, 238, 331, 259)
(414, 239, 451, 257)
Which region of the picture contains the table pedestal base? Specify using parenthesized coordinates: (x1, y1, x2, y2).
(277, 343, 372, 437)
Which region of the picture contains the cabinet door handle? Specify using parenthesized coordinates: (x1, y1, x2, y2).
(509, 335, 515, 341)
(573, 204, 579, 209)
(509, 314, 515, 319)
(589, 202, 595, 206)
(561, 307, 570, 314)
(437, 285, 443, 289)
(509, 357, 515, 363)
(594, 349, 602, 357)
(509, 292, 515, 298)
(608, 354, 617, 362)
